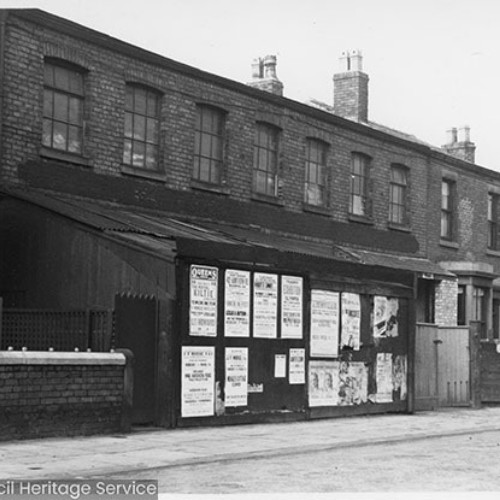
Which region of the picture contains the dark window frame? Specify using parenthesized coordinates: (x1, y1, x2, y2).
(488, 193, 499, 250)
(192, 104, 225, 185)
(123, 84, 161, 171)
(304, 138, 328, 207)
(440, 179, 456, 241)
(389, 164, 409, 226)
(349, 153, 371, 217)
(253, 122, 280, 197)
(42, 60, 85, 155)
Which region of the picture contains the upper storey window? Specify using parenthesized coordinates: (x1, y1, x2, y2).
(253, 123, 279, 197)
(123, 85, 161, 170)
(349, 153, 371, 217)
(193, 105, 225, 184)
(488, 193, 499, 250)
(304, 139, 328, 207)
(441, 179, 456, 240)
(389, 165, 409, 225)
(43, 61, 84, 154)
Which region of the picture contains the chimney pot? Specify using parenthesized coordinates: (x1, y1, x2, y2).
(247, 54, 283, 96)
(446, 127, 458, 145)
(458, 125, 470, 143)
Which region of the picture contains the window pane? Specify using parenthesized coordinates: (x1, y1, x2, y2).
(124, 113, 133, 138)
(54, 93, 68, 121)
(147, 93, 159, 117)
(132, 141, 145, 167)
(146, 118, 158, 143)
(145, 144, 157, 170)
(69, 71, 83, 95)
(123, 139, 132, 164)
(133, 115, 146, 141)
(44, 64, 54, 86)
(43, 89, 53, 117)
(67, 125, 82, 154)
(54, 66, 70, 91)
(68, 97, 82, 124)
(53, 121, 68, 150)
(125, 87, 134, 111)
(134, 88, 147, 114)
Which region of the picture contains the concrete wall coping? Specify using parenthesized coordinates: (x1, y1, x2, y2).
(0, 351, 126, 365)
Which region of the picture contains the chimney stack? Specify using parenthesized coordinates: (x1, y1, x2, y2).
(333, 49, 369, 122)
(442, 125, 476, 163)
(248, 55, 284, 96)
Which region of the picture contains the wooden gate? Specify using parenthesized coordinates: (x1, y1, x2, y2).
(115, 293, 157, 424)
(415, 324, 470, 410)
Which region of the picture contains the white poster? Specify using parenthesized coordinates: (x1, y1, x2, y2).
(189, 265, 218, 337)
(275, 354, 287, 378)
(281, 276, 303, 339)
(310, 290, 340, 358)
(308, 361, 340, 407)
(224, 269, 250, 337)
(289, 348, 305, 384)
(341, 292, 361, 350)
(181, 346, 215, 417)
(225, 347, 248, 407)
(374, 296, 399, 338)
(369, 352, 393, 403)
(253, 273, 278, 338)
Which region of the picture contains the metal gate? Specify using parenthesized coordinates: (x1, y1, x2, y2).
(115, 293, 158, 424)
(415, 324, 470, 410)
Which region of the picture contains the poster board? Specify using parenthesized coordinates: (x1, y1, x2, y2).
(340, 292, 361, 350)
(189, 265, 218, 337)
(224, 269, 250, 337)
(181, 346, 215, 417)
(225, 347, 248, 407)
(253, 273, 278, 338)
(281, 276, 303, 339)
(308, 360, 340, 407)
(310, 290, 340, 358)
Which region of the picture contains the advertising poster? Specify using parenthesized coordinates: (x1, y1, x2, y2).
(253, 273, 278, 338)
(225, 347, 248, 407)
(281, 275, 303, 339)
(308, 360, 340, 407)
(289, 348, 305, 384)
(341, 292, 361, 350)
(373, 296, 399, 338)
(275, 354, 287, 378)
(224, 269, 250, 337)
(369, 352, 393, 403)
(181, 346, 215, 418)
(338, 361, 368, 406)
(310, 290, 340, 358)
(393, 354, 407, 400)
(189, 265, 218, 337)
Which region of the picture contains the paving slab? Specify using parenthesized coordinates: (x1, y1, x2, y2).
(0, 406, 499, 480)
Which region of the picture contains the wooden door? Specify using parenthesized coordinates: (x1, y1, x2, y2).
(115, 293, 157, 424)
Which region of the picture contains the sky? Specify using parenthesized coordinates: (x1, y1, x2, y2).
(2, 0, 500, 170)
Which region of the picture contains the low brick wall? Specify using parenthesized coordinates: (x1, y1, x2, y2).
(481, 341, 500, 404)
(0, 351, 131, 441)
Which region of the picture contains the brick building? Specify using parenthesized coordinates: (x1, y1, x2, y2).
(0, 9, 498, 426)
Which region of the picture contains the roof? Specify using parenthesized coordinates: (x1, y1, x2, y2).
(0, 187, 453, 278)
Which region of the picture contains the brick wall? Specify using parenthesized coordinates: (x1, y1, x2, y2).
(0, 351, 130, 441)
(0, 11, 430, 257)
(434, 278, 458, 326)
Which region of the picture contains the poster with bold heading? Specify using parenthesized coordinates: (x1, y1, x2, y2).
(341, 292, 361, 350)
(253, 273, 278, 338)
(224, 269, 250, 337)
(289, 348, 305, 384)
(225, 347, 248, 407)
(189, 265, 218, 337)
(181, 346, 215, 417)
(310, 290, 339, 357)
(281, 276, 303, 339)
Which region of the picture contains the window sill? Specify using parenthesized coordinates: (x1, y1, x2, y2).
(121, 165, 167, 182)
(190, 179, 230, 195)
(388, 222, 411, 233)
(348, 213, 374, 225)
(486, 249, 500, 258)
(40, 147, 90, 167)
(302, 203, 331, 217)
(251, 192, 284, 207)
(439, 239, 459, 249)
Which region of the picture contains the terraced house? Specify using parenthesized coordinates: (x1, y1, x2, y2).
(1, 9, 499, 430)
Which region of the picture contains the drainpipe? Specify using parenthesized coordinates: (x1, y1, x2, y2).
(0, 11, 8, 185)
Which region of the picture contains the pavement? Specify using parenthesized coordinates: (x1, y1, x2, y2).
(1, 406, 500, 480)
